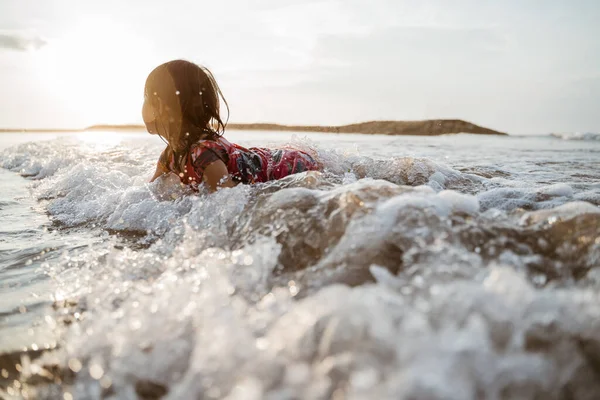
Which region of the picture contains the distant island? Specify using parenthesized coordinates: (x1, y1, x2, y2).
(1, 119, 507, 136)
(225, 120, 507, 136)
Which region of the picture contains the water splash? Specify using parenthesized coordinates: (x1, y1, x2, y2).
(1, 134, 599, 399)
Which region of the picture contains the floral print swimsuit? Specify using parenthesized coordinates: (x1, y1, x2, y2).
(159, 136, 320, 187)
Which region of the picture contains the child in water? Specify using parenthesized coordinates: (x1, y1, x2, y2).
(143, 60, 320, 191)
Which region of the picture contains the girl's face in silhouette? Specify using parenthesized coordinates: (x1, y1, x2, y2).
(142, 92, 180, 138)
(141, 95, 157, 134)
(142, 67, 180, 136)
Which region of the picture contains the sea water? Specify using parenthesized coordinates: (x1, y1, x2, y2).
(0, 130, 599, 399)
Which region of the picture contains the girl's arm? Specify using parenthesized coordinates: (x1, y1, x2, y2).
(202, 160, 237, 192)
(150, 161, 168, 182)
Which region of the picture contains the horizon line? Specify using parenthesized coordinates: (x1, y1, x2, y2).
(0, 118, 509, 136)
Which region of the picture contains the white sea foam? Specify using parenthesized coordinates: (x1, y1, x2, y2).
(551, 132, 600, 141)
(477, 183, 579, 211)
(1, 133, 600, 399)
(41, 241, 600, 399)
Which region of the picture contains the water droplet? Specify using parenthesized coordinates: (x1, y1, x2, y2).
(256, 337, 269, 350)
(130, 319, 142, 330)
(89, 364, 104, 380)
(288, 281, 299, 297)
(68, 358, 82, 372)
(100, 375, 112, 389)
(175, 90, 180, 95)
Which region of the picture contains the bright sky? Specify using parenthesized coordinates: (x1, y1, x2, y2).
(0, 0, 598, 134)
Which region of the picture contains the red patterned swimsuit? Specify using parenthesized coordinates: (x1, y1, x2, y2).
(159, 136, 320, 187)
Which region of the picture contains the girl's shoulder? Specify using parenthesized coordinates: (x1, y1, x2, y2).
(189, 137, 232, 168)
(191, 137, 230, 155)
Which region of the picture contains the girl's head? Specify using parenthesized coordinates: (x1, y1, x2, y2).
(142, 60, 228, 150)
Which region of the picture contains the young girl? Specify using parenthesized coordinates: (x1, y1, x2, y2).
(143, 60, 320, 191)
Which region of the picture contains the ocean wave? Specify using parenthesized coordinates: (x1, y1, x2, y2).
(550, 132, 600, 141)
(2, 136, 600, 399)
(34, 192, 600, 399)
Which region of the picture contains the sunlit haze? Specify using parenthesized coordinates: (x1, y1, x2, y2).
(1, 0, 599, 134)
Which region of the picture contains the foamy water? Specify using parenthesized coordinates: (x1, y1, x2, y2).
(1, 130, 599, 399)
(550, 132, 600, 141)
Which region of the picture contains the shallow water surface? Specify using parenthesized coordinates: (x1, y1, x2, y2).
(0, 130, 599, 399)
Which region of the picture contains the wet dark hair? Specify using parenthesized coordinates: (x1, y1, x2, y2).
(144, 60, 229, 173)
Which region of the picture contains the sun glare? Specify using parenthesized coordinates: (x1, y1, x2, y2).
(33, 18, 155, 128)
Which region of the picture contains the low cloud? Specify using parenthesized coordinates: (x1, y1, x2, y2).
(0, 31, 47, 51)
